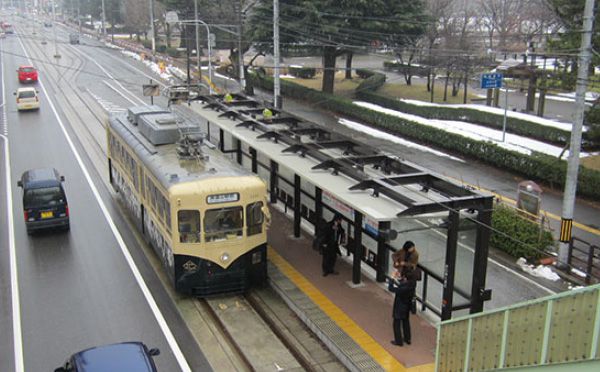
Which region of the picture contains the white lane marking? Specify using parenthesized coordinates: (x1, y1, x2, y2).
(17, 32, 192, 372)
(87, 89, 126, 114)
(102, 80, 143, 106)
(2, 37, 25, 372)
(69, 46, 146, 105)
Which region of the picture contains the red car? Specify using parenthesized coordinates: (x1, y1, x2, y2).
(18, 66, 38, 83)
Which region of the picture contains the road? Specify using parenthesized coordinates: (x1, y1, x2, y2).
(0, 16, 209, 371)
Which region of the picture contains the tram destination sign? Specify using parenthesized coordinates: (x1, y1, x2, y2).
(207, 192, 240, 204)
(480, 73, 503, 89)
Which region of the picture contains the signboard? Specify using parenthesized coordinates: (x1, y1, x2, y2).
(481, 73, 503, 89)
(142, 84, 160, 97)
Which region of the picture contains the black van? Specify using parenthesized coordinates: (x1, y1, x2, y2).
(17, 168, 70, 234)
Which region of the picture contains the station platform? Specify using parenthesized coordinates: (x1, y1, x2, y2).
(266, 207, 437, 372)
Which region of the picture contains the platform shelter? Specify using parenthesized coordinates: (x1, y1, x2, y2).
(186, 93, 494, 320)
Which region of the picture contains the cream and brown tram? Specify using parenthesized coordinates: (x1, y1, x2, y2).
(107, 106, 269, 295)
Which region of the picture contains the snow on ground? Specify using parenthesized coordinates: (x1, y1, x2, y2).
(338, 118, 465, 163)
(121, 50, 173, 81)
(400, 98, 578, 132)
(354, 101, 591, 158)
(517, 258, 561, 281)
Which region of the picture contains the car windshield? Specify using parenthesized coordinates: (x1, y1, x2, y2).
(18, 90, 35, 99)
(24, 186, 64, 207)
(21, 67, 35, 73)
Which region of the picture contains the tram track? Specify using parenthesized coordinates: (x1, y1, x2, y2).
(197, 289, 331, 372)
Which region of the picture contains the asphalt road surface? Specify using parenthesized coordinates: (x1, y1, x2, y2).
(0, 16, 209, 372)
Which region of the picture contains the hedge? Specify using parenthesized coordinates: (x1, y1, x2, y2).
(356, 90, 573, 147)
(355, 69, 386, 92)
(491, 204, 554, 259)
(247, 72, 600, 200)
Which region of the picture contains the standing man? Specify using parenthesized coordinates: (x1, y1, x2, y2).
(392, 240, 419, 277)
(388, 270, 417, 346)
(322, 214, 344, 276)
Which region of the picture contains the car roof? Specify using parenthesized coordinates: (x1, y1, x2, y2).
(21, 168, 61, 189)
(71, 342, 157, 372)
(16, 87, 37, 93)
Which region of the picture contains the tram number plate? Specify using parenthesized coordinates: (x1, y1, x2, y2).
(41, 211, 53, 219)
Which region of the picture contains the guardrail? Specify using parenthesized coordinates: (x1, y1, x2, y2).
(436, 283, 600, 371)
(569, 237, 600, 284)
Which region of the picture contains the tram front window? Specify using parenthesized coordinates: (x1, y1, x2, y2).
(205, 206, 243, 242)
(178, 210, 200, 243)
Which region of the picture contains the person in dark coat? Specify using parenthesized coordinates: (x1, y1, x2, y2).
(321, 214, 344, 276)
(392, 240, 419, 278)
(388, 270, 417, 346)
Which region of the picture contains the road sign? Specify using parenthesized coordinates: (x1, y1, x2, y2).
(481, 73, 503, 89)
(143, 84, 160, 96)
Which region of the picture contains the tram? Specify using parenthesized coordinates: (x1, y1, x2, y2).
(107, 106, 270, 296)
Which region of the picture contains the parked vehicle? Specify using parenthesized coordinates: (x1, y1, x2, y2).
(14, 87, 40, 111)
(54, 342, 160, 372)
(17, 168, 69, 234)
(17, 65, 38, 83)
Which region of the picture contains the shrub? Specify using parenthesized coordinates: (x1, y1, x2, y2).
(141, 39, 152, 50)
(356, 69, 386, 92)
(491, 204, 554, 260)
(288, 66, 316, 79)
(156, 44, 167, 53)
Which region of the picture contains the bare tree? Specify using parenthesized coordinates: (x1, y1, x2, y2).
(422, 0, 455, 91)
(477, 0, 525, 52)
(123, 0, 150, 41)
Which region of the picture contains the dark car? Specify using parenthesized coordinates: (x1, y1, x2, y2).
(54, 342, 160, 372)
(17, 168, 69, 234)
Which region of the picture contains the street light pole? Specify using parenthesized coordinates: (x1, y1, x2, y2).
(101, 0, 106, 36)
(179, 20, 212, 94)
(51, 0, 59, 58)
(273, 0, 281, 108)
(149, 0, 155, 55)
(194, 0, 201, 83)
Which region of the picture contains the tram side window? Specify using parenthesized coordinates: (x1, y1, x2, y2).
(178, 210, 200, 243)
(246, 201, 264, 236)
(204, 206, 243, 242)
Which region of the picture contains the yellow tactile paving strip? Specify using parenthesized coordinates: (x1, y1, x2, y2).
(269, 247, 435, 372)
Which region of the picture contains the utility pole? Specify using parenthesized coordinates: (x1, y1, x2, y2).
(237, 0, 245, 91)
(273, 0, 281, 108)
(51, 0, 59, 59)
(557, 0, 595, 269)
(77, 0, 81, 33)
(101, 0, 106, 36)
(149, 0, 155, 55)
(194, 0, 201, 83)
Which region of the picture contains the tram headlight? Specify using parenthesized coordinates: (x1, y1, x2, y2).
(220, 253, 230, 263)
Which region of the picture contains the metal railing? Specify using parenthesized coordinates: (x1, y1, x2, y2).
(569, 236, 600, 284)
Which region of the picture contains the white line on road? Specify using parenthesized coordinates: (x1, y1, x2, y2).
(2, 38, 25, 372)
(16, 32, 192, 372)
(102, 79, 143, 106)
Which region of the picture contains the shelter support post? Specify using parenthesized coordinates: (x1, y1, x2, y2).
(269, 160, 278, 204)
(352, 212, 363, 284)
(441, 209, 460, 320)
(294, 174, 301, 238)
(219, 128, 224, 152)
(315, 187, 323, 238)
(236, 139, 242, 165)
(250, 147, 257, 173)
(470, 197, 493, 313)
(376, 221, 390, 283)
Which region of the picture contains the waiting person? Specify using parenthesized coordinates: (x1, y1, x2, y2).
(321, 214, 345, 276)
(392, 240, 419, 277)
(224, 93, 233, 103)
(262, 107, 273, 123)
(388, 270, 417, 346)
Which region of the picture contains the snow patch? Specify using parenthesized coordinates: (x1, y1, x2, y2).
(516, 257, 561, 281)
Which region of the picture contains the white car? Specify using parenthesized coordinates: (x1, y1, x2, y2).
(14, 87, 40, 111)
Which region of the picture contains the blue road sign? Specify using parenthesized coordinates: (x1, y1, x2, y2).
(481, 73, 503, 89)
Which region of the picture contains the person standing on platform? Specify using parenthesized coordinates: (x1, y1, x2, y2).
(262, 107, 273, 123)
(322, 214, 344, 276)
(224, 93, 233, 103)
(388, 270, 417, 346)
(392, 240, 419, 277)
